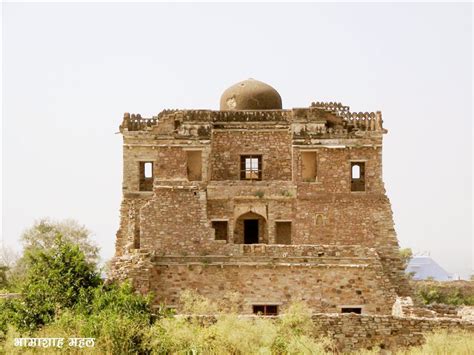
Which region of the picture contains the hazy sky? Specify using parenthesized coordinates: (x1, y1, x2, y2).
(2, 3, 472, 278)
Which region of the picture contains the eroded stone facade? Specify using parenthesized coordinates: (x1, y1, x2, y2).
(110, 80, 410, 315)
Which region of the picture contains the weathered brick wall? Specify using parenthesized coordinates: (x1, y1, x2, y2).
(139, 185, 216, 254)
(210, 130, 292, 181)
(294, 194, 409, 296)
(114, 197, 151, 256)
(294, 146, 384, 194)
(110, 245, 398, 315)
(122, 144, 158, 193)
(312, 313, 474, 352)
(149, 262, 395, 315)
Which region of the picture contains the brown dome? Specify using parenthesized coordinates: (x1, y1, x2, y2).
(220, 79, 282, 110)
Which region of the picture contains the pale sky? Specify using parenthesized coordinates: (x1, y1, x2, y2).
(2, 2, 473, 278)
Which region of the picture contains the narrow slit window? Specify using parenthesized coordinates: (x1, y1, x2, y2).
(139, 162, 154, 191)
(350, 162, 365, 192)
(240, 155, 262, 180)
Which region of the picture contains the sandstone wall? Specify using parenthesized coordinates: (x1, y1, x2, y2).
(312, 313, 474, 352)
(114, 197, 151, 256)
(210, 130, 292, 181)
(150, 262, 395, 315)
(294, 146, 384, 193)
(139, 185, 215, 254)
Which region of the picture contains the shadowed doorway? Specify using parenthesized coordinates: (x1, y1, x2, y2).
(244, 219, 259, 244)
(234, 211, 267, 244)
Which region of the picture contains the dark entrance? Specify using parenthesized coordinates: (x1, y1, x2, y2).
(244, 220, 259, 244)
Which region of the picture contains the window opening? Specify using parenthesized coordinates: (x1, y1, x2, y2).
(139, 162, 154, 191)
(240, 155, 262, 180)
(350, 162, 365, 192)
(253, 305, 278, 316)
(212, 221, 228, 241)
(341, 307, 362, 314)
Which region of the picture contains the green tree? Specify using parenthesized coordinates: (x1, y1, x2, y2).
(0, 244, 21, 291)
(0, 266, 8, 290)
(9, 235, 101, 331)
(20, 218, 99, 264)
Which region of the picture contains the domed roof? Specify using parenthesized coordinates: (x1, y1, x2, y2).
(220, 79, 282, 110)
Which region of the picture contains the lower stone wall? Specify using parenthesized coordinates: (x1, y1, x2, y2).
(150, 262, 396, 315)
(108, 252, 397, 315)
(312, 313, 474, 352)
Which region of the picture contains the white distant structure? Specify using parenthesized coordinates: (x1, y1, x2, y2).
(406, 255, 453, 281)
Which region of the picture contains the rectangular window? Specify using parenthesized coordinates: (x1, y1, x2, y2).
(341, 307, 362, 314)
(240, 155, 262, 180)
(350, 162, 365, 192)
(186, 151, 202, 181)
(301, 151, 317, 181)
(212, 221, 228, 241)
(253, 305, 278, 316)
(275, 222, 291, 245)
(139, 162, 154, 191)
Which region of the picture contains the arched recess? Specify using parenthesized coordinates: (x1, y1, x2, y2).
(234, 211, 267, 244)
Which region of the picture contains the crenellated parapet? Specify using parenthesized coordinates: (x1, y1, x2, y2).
(311, 101, 385, 132)
(120, 103, 385, 136)
(120, 112, 158, 132)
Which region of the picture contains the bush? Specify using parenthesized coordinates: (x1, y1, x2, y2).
(3, 282, 157, 354)
(143, 291, 332, 354)
(414, 281, 474, 306)
(399, 330, 474, 355)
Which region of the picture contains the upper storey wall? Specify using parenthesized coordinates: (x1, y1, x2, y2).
(294, 146, 384, 194)
(119, 104, 386, 192)
(210, 130, 292, 181)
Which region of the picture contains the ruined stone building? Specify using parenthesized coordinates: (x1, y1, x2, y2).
(110, 79, 410, 315)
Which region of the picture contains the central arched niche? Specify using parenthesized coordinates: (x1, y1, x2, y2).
(234, 211, 267, 244)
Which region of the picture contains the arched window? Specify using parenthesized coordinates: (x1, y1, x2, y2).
(351, 164, 360, 179)
(350, 162, 365, 192)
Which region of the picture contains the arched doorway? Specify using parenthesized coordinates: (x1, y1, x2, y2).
(234, 211, 267, 244)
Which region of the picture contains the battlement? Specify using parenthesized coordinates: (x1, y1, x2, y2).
(311, 101, 384, 131)
(120, 102, 384, 133)
(120, 113, 158, 131)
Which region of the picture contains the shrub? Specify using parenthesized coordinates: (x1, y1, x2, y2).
(400, 329, 474, 355)
(143, 291, 333, 354)
(414, 282, 474, 306)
